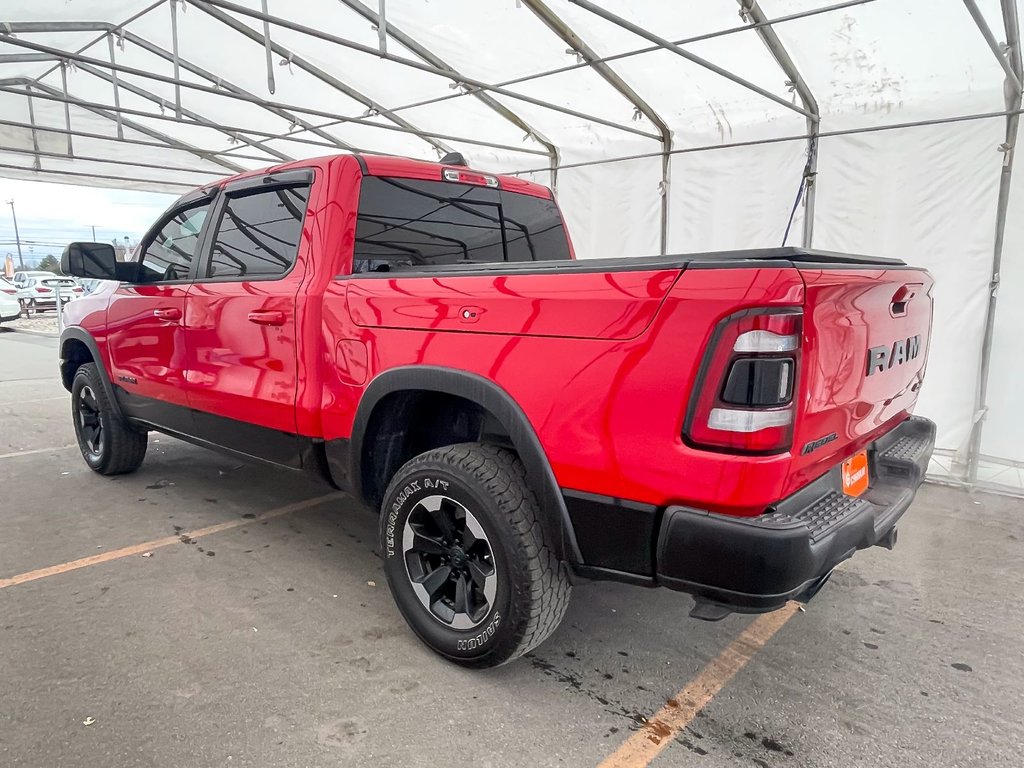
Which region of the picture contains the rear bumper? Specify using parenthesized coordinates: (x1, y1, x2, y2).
(655, 416, 936, 615)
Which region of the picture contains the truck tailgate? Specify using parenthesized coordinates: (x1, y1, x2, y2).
(792, 267, 934, 484)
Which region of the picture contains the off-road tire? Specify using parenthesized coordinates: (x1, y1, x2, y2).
(71, 363, 148, 475)
(380, 443, 571, 668)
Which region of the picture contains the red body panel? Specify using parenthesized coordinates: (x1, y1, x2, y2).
(345, 270, 679, 340)
(63, 153, 934, 521)
(104, 284, 191, 409)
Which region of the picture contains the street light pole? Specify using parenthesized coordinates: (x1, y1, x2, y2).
(6, 199, 25, 269)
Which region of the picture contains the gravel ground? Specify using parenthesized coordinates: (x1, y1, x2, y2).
(2, 313, 59, 335)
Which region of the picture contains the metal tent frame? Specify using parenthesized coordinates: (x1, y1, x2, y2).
(0, 0, 1020, 492)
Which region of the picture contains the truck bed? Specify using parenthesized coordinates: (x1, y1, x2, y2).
(347, 247, 908, 279)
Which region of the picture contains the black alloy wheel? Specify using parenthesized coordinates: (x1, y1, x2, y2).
(76, 384, 104, 459)
(402, 494, 497, 630)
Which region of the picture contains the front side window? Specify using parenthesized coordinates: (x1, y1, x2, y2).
(206, 184, 310, 279)
(352, 177, 571, 273)
(136, 201, 212, 283)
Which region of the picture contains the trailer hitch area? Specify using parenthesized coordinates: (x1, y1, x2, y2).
(875, 526, 899, 551)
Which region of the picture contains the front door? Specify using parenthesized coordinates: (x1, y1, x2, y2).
(182, 172, 312, 466)
(107, 196, 214, 433)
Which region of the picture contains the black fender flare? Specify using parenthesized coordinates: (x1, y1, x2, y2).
(350, 365, 582, 564)
(59, 327, 124, 421)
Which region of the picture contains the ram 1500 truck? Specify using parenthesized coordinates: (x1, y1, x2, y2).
(59, 153, 936, 667)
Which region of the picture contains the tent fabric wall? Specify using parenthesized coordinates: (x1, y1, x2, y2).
(978, 152, 1024, 488)
(0, 0, 1022, 492)
(813, 111, 1006, 462)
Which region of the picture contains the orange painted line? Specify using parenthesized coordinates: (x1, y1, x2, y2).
(598, 601, 801, 768)
(0, 492, 342, 590)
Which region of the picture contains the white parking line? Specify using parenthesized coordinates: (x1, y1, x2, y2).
(0, 396, 69, 406)
(0, 445, 76, 461)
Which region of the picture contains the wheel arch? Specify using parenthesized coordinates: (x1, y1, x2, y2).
(350, 366, 582, 564)
(59, 328, 124, 420)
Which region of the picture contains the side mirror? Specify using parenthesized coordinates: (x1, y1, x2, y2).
(62, 242, 118, 280)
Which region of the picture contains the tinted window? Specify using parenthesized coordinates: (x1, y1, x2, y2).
(137, 202, 211, 283)
(353, 177, 571, 273)
(206, 185, 310, 279)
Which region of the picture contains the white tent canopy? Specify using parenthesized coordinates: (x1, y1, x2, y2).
(1, 0, 1022, 491)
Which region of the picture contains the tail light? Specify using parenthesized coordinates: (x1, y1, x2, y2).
(684, 309, 802, 454)
(36, 286, 53, 293)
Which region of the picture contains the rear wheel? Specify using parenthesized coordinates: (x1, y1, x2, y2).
(71, 363, 148, 475)
(380, 443, 571, 668)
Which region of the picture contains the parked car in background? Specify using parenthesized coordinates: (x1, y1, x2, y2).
(0, 280, 21, 325)
(12, 270, 59, 285)
(15, 275, 83, 313)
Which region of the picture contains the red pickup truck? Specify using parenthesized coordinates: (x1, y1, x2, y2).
(59, 153, 935, 667)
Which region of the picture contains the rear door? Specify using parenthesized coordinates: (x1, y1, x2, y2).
(182, 170, 312, 466)
(106, 195, 214, 432)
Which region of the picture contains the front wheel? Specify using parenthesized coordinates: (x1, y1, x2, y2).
(380, 443, 571, 668)
(71, 363, 148, 475)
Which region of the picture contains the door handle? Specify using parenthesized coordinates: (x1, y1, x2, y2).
(247, 309, 286, 326)
(153, 307, 182, 321)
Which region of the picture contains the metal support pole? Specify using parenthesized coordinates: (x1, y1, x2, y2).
(25, 86, 41, 170)
(169, 0, 182, 118)
(0, 31, 552, 157)
(377, 0, 387, 55)
(967, 0, 1022, 482)
(0, 143, 232, 177)
(189, 0, 661, 141)
(260, 0, 275, 94)
(963, 0, 1023, 94)
(569, 0, 814, 120)
(107, 33, 124, 138)
(337, 0, 560, 186)
(59, 60, 73, 156)
(520, 0, 671, 253)
(507, 106, 1024, 176)
(120, 28, 353, 150)
(738, 0, 820, 247)
(0, 160, 200, 190)
(12, 78, 247, 174)
(6, 200, 25, 270)
(55, 279, 64, 335)
(0, 116, 275, 163)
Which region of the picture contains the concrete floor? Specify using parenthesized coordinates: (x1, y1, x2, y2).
(1, 327, 1022, 767)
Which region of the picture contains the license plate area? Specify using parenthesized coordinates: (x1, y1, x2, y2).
(841, 450, 870, 497)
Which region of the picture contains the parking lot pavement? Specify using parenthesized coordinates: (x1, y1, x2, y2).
(2, 329, 1023, 767)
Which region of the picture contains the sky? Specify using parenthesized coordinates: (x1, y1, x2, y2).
(0, 178, 176, 269)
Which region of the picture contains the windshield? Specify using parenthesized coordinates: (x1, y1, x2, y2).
(352, 176, 571, 273)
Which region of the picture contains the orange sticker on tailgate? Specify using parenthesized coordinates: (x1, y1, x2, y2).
(841, 450, 870, 497)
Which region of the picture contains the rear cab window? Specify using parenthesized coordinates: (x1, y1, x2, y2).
(352, 176, 571, 274)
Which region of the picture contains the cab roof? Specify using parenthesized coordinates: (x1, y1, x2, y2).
(203, 153, 552, 200)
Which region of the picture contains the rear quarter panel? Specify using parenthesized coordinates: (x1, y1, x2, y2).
(319, 265, 807, 515)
